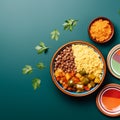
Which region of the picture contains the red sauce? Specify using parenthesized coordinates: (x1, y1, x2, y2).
(102, 89, 120, 111)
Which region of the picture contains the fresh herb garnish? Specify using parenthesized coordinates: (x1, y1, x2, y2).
(51, 29, 60, 40)
(32, 78, 41, 90)
(37, 62, 45, 69)
(35, 42, 48, 54)
(63, 19, 78, 31)
(22, 65, 33, 74)
(22, 17, 80, 92)
(22, 41, 48, 91)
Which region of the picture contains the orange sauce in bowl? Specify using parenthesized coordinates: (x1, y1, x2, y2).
(102, 89, 120, 111)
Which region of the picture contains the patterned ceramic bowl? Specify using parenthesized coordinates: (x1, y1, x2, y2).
(50, 41, 106, 97)
(96, 83, 120, 117)
(107, 44, 120, 79)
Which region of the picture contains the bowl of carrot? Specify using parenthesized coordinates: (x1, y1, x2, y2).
(88, 17, 114, 43)
(50, 41, 106, 97)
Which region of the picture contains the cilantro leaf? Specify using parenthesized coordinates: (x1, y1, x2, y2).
(37, 62, 45, 69)
(39, 42, 46, 47)
(22, 65, 33, 74)
(32, 78, 41, 90)
(35, 42, 48, 54)
(50, 29, 60, 40)
(63, 19, 78, 31)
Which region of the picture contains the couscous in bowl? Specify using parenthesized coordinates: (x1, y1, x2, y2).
(50, 41, 106, 97)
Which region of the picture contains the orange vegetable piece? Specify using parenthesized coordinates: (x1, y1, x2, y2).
(72, 76, 80, 84)
(70, 71, 75, 77)
(61, 76, 67, 83)
(56, 76, 61, 81)
(65, 73, 72, 80)
(84, 86, 90, 91)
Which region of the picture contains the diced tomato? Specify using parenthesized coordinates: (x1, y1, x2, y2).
(56, 76, 61, 81)
(84, 86, 90, 91)
(61, 77, 67, 83)
(72, 76, 80, 84)
(62, 83, 68, 89)
(70, 71, 75, 77)
(67, 87, 73, 91)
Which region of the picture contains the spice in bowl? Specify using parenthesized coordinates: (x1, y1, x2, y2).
(88, 17, 114, 43)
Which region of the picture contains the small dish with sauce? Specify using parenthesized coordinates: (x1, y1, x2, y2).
(96, 83, 120, 117)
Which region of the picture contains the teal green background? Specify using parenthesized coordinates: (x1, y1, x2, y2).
(0, 0, 120, 120)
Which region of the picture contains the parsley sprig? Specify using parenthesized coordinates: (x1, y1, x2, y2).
(32, 78, 41, 91)
(35, 42, 48, 54)
(22, 65, 33, 74)
(51, 29, 60, 40)
(37, 62, 45, 69)
(63, 19, 78, 31)
(22, 42, 48, 91)
(22, 18, 79, 92)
